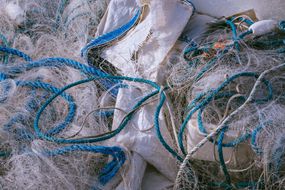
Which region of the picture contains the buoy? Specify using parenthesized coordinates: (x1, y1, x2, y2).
(249, 20, 278, 36)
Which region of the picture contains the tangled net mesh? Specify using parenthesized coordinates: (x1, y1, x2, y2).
(0, 0, 119, 189)
(170, 19, 285, 189)
(1, 0, 285, 189)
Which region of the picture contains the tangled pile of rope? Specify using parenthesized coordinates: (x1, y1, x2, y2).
(170, 15, 285, 189)
(1, 0, 285, 189)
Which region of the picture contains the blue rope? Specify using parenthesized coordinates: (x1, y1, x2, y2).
(217, 127, 232, 185)
(183, 19, 255, 82)
(3, 80, 76, 140)
(33, 75, 182, 162)
(226, 19, 240, 50)
(178, 72, 272, 155)
(154, 89, 183, 162)
(179, 17, 285, 189)
(0, 46, 32, 62)
(183, 40, 198, 61)
(4, 57, 119, 95)
(16, 80, 76, 136)
(33, 75, 160, 144)
(45, 145, 126, 184)
(0, 56, 128, 185)
(251, 124, 267, 155)
(81, 8, 142, 58)
(239, 29, 253, 39)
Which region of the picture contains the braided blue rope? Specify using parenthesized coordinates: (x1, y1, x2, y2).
(226, 19, 240, 50)
(180, 17, 283, 189)
(0, 46, 32, 62)
(33, 75, 182, 161)
(81, 8, 142, 58)
(154, 89, 183, 162)
(0, 46, 33, 103)
(1, 57, 127, 186)
(34, 75, 160, 144)
(28, 75, 165, 185)
(17, 80, 76, 136)
(239, 29, 253, 39)
(183, 40, 198, 61)
(5, 57, 118, 95)
(217, 127, 232, 185)
(178, 72, 272, 155)
(251, 124, 267, 155)
(45, 145, 126, 184)
(3, 80, 75, 139)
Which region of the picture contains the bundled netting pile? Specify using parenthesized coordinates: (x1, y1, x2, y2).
(1, 0, 285, 189)
(0, 0, 126, 189)
(171, 16, 285, 189)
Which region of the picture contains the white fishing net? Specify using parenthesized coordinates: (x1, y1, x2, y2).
(1, 0, 285, 189)
(0, 1, 114, 189)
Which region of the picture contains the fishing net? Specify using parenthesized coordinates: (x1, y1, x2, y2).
(170, 16, 285, 189)
(1, 0, 285, 189)
(0, 1, 118, 189)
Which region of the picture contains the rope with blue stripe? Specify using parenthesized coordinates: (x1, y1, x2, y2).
(178, 71, 272, 155)
(44, 145, 126, 185)
(31, 74, 186, 183)
(33, 75, 183, 162)
(4, 57, 119, 95)
(81, 8, 142, 58)
(0, 46, 32, 62)
(0, 46, 128, 184)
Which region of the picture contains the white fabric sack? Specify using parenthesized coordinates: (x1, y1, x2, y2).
(186, 113, 253, 166)
(191, 0, 285, 20)
(95, 0, 193, 189)
(106, 87, 177, 190)
(97, 0, 194, 81)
